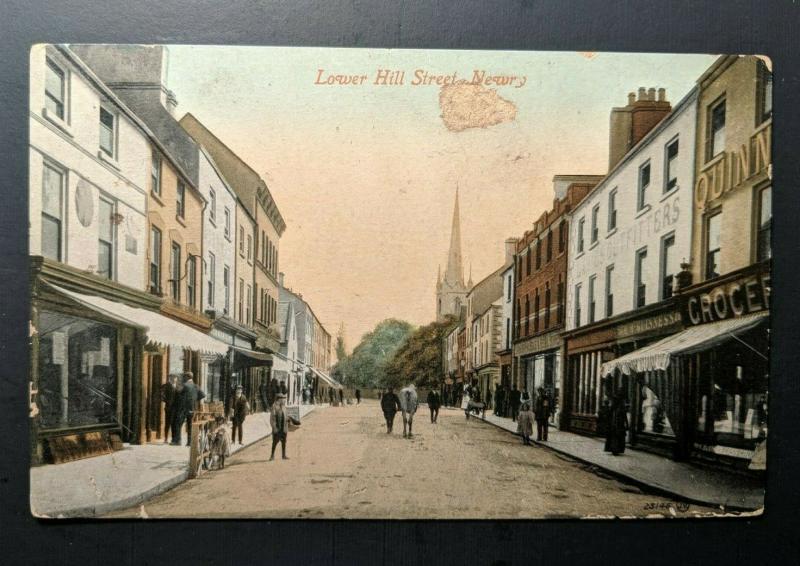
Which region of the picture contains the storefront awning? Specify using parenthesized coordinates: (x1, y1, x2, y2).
(600, 312, 769, 377)
(232, 346, 273, 370)
(49, 284, 229, 356)
(312, 368, 342, 389)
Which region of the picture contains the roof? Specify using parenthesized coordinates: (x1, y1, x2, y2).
(467, 263, 508, 319)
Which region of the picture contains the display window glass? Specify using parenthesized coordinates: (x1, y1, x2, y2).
(37, 310, 118, 430)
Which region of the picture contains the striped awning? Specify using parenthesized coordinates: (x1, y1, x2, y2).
(600, 312, 768, 377)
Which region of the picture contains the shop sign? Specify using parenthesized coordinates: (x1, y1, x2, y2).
(683, 270, 771, 325)
(616, 311, 682, 340)
(695, 123, 771, 207)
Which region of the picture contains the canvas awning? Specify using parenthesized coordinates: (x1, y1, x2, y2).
(231, 346, 273, 370)
(600, 312, 768, 377)
(312, 368, 341, 389)
(49, 284, 229, 356)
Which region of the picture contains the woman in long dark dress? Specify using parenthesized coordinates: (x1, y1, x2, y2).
(608, 393, 628, 455)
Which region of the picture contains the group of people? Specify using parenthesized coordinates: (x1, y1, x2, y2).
(515, 387, 552, 445)
(161, 371, 206, 446)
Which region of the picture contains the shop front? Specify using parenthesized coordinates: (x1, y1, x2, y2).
(562, 301, 683, 436)
(602, 262, 770, 465)
(231, 346, 273, 413)
(514, 330, 563, 427)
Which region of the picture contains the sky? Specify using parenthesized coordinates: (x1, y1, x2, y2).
(165, 46, 717, 351)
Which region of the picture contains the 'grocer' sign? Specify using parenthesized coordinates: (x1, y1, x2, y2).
(683, 269, 771, 325)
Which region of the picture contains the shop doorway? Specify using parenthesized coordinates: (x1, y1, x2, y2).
(145, 353, 164, 442)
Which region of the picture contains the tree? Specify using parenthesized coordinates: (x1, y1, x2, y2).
(384, 315, 458, 389)
(332, 318, 415, 390)
(335, 322, 347, 364)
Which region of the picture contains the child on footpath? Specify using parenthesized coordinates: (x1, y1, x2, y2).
(517, 402, 535, 446)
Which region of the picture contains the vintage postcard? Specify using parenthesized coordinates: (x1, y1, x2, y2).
(28, 45, 770, 519)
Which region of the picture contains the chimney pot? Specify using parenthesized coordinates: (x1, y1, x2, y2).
(638, 87, 646, 101)
(658, 88, 666, 101)
(647, 87, 656, 101)
(627, 92, 636, 105)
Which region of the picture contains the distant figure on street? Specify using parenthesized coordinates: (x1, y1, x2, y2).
(173, 372, 205, 446)
(427, 388, 442, 424)
(486, 387, 493, 413)
(381, 386, 402, 433)
(605, 392, 628, 456)
(517, 402, 535, 445)
(534, 387, 551, 441)
(509, 385, 522, 422)
(161, 375, 177, 443)
(169, 378, 185, 445)
(399, 384, 419, 438)
(521, 388, 531, 407)
(465, 387, 484, 419)
(210, 415, 231, 469)
(269, 393, 299, 460)
(355, 389, 362, 405)
(493, 385, 503, 416)
(259, 380, 269, 413)
(231, 384, 250, 445)
(338, 388, 344, 407)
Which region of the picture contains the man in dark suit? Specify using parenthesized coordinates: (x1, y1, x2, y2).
(178, 372, 205, 447)
(427, 388, 442, 423)
(509, 385, 522, 422)
(160, 376, 177, 443)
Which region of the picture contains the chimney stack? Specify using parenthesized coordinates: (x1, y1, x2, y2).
(607, 87, 671, 170)
(504, 237, 519, 264)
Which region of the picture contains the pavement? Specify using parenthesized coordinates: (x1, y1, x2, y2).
(30, 404, 319, 518)
(465, 407, 765, 511)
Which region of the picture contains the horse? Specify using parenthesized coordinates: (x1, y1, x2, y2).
(398, 385, 419, 438)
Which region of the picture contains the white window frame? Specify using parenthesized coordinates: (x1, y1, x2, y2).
(99, 104, 117, 159)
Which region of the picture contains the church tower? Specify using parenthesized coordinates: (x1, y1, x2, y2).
(436, 188, 469, 321)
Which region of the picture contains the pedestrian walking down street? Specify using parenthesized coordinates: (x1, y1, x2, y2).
(169, 378, 185, 445)
(231, 385, 250, 445)
(509, 385, 522, 422)
(269, 393, 299, 460)
(173, 372, 205, 446)
(381, 386, 402, 433)
(355, 389, 361, 405)
(399, 384, 419, 438)
(517, 402, 535, 445)
(606, 392, 628, 456)
(427, 388, 442, 424)
(338, 388, 344, 407)
(533, 387, 551, 441)
(161, 375, 177, 443)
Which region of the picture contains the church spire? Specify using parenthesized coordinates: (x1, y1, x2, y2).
(443, 187, 465, 287)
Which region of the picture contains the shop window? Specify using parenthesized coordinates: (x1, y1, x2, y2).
(605, 265, 614, 317)
(170, 242, 181, 301)
(708, 97, 726, 160)
(635, 247, 647, 308)
(608, 188, 617, 232)
(45, 58, 66, 120)
(41, 162, 64, 261)
(588, 275, 596, 323)
(637, 383, 675, 437)
(757, 186, 772, 262)
(705, 212, 722, 280)
(591, 205, 599, 244)
(37, 311, 118, 429)
(660, 233, 676, 300)
(708, 355, 768, 448)
(664, 138, 679, 192)
(97, 198, 114, 280)
(99, 106, 116, 158)
(638, 161, 650, 211)
(149, 226, 162, 294)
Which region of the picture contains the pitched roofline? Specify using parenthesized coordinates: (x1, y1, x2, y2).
(56, 44, 200, 194)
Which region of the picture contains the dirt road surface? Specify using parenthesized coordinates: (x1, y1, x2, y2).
(108, 400, 715, 519)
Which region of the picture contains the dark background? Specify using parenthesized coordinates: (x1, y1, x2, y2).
(1, 1, 798, 564)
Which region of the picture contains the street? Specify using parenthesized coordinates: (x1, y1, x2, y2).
(108, 400, 714, 519)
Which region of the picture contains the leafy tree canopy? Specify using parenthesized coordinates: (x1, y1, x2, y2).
(332, 318, 415, 390)
(384, 315, 459, 390)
